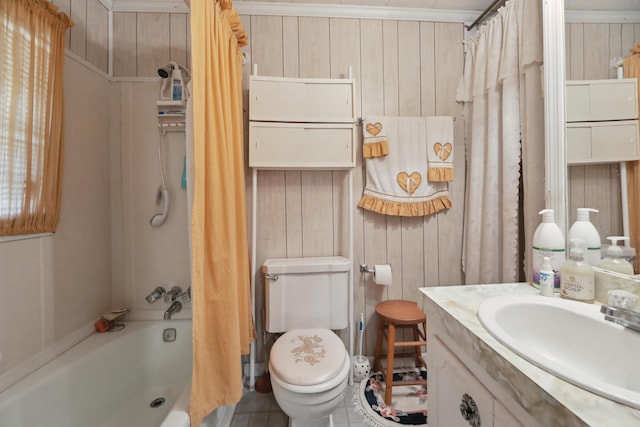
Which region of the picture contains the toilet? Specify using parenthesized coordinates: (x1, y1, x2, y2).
(263, 256, 351, 427)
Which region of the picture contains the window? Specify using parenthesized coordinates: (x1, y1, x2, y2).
(0, 0, 72, 236)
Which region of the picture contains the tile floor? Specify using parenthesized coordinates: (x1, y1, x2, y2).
(230, 382, 367, 427)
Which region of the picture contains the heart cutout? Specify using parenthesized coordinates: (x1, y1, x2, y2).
(434, 142, 452, 161)
(366, 122, 382, 137)
(397, 172, 422, 195)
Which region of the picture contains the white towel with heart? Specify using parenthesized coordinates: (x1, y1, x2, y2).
(358, 116, 452, 217)
(426, 116, 454, 182)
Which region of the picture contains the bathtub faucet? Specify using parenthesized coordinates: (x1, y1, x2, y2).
(164, 301, 182, 320)
(145, 287, 166, 304)
(164, 286, 183, 303)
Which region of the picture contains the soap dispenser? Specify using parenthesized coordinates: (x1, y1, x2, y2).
(532, 209, 565, 289)
(568, 208, 601, 267)
(560, 239, 594, 303)
(599, 236, 634, 275)
(595, 236, 635, 303)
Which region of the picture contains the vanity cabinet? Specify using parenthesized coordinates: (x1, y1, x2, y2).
(566, 78, 640, 165)
(430, 336, 522, 427)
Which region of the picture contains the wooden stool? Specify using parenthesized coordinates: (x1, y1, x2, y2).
(373, 300, 427, 406)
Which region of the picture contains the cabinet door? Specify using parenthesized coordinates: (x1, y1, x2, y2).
(566, 79, 638, 122)
(430, 337, 494, 427)
(567, 120, 640, 164)
(249, 122, 355, 169)
(249, 77, 354, 123)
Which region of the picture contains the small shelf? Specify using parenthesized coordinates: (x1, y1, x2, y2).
(157, 100, 186, 131)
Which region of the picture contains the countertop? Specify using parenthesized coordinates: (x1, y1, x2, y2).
(420, 283, 640, 427)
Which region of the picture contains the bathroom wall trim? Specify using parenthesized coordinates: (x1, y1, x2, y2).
(565, 10, 640, 23)
(0, 321, 95, 393)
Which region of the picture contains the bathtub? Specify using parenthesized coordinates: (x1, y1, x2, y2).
(0, 320, 236, 427)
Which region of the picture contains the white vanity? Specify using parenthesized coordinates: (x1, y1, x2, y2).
(421, 284, 640, 426)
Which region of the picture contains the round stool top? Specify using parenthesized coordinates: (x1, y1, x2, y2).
(375, 300, 426, 324)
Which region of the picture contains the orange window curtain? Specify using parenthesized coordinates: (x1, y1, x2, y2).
(0, 0, 72, 235)
(624, 42, 640, 272)
(189, 1, 255, 425)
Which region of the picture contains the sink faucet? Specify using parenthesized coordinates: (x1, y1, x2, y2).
(164, 286, 183, 303)
(601, 289, 640, 333)
(164, 301, 182, 320)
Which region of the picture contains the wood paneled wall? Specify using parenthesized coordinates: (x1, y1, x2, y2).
(565, 23, 640, 241)
(241, 15, 465, 360)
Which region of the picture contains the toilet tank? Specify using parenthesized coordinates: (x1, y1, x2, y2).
(263, 256, 351, 333)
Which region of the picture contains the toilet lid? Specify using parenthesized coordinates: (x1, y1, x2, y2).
(270, 328, 347, 386)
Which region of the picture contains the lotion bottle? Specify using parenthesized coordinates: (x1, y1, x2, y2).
(568, 208, 601, 267)
(532, 209, 565, 290)
(560, 239, 594, 303)
(598, 236, 634, 275)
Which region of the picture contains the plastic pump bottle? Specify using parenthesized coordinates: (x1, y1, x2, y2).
(568, 208, 601, 267)
(532, 209, 565, 290)
(560, 239, 594, 303)
(539, 256, 555, 297)
(595, 236, 634, 303)
(599, 236, 634, 275)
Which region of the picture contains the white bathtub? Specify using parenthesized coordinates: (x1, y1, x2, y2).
(0, 320, 236, 427)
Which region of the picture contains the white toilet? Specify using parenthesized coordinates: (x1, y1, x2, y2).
(263, 256, 351, 427)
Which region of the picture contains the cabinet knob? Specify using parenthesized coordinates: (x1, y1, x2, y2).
(459, 393, 481, 427)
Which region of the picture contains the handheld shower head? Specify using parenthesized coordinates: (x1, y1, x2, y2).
(157, 62, 178, 78)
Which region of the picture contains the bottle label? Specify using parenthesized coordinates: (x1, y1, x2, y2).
(561, 273, 594, 300)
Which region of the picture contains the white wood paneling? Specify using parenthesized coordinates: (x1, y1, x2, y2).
(70, 0, 88, 59)
(86, 0, 109, 73)
(246, 13, 465, 357)
(113, 13, 138, 76)
(136, 13, 171, 77)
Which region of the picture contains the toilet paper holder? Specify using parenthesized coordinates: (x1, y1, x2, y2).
(359, 263, 391, 273)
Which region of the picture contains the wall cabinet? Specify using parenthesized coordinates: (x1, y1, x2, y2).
(249, 75, 356, 169)
(430, 336, 522, 427)
(566, 78, 639, 165)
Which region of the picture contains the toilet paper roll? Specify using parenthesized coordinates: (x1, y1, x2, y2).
(373, 264, 392, 286)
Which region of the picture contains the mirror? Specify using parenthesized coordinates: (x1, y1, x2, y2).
(561, 1, 640, 300)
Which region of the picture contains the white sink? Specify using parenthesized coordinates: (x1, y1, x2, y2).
(478, 294, 640, 409)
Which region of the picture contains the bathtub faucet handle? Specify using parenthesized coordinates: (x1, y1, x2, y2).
(145, 286, 166, 304)
(164, 286, 183, 303)
(181, 286, 191, 303)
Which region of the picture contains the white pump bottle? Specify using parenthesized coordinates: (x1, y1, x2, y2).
(568, 208, 601, 268)
(532, 209, 565, 289)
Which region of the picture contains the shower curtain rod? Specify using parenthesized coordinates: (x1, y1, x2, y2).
(466, 0, 507, 31)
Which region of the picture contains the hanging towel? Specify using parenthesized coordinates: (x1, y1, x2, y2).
(358, 116, 451, 217)
(362, 119, 389, 158)
(426, 116, 454, 182)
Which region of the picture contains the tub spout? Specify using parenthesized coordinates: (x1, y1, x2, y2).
(164, 301, 182, 320)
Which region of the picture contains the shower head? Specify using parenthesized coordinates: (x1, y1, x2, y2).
(157, 62, 177, 78)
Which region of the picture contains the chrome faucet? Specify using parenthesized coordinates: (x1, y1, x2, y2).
(145, 287, 166, 304)
(164, 286, 183, 303)
(164, 301, 182, 320)
(601, 304, 640, 333)
(601, 289, 640, 333)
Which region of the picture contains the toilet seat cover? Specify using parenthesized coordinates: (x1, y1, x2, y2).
(270, 328, 347, 386)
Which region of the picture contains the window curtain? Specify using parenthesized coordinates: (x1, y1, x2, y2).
(623, 42, 640, 272)
(188, 1, 255, 425)
(456, 0, 544, 284)
(0, 0, 72, 235)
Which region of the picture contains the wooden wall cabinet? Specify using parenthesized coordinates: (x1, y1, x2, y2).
(566, 78, 639, 165)
(249, 75, 356, 169)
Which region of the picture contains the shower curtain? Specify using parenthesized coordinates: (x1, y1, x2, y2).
(456, 0, 545, 284)
(188, 1, 255, 426)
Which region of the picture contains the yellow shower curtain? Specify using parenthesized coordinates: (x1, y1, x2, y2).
(624, 42, 640, 272)
(189, 1, 255, 425)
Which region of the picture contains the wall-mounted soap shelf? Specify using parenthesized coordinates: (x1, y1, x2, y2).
(157, 100, 186, 132)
